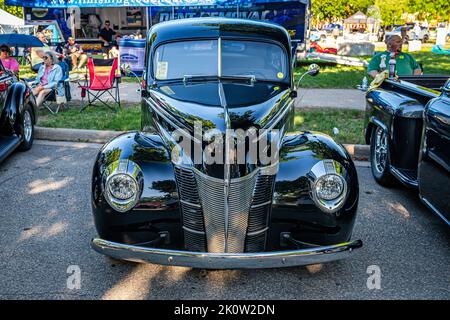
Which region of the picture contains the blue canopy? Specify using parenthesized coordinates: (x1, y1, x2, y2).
(6, 0, 307, 8)
(0, 34, 43, 47)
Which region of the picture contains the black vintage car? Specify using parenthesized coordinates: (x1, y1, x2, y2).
(365, 75, 450, 226)
(91, 18, 362, 269)
(0, 63, 36, 163)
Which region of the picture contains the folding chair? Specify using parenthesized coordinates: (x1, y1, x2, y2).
(78, 57, 121, 112)
(42, 79, 72, 114)
(41, 60, 71, 114)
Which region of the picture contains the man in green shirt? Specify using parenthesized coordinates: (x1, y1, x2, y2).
(368, 35, 422, 77)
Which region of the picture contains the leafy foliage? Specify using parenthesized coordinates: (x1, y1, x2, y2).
(0, 0, 23, 18)
(311, 0, 450, 25)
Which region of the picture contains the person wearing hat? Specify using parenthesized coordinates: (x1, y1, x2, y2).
(32, 51, 63, 108)
(368, 35, 422, 78)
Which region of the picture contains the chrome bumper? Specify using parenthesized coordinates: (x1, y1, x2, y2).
(91, 238, 363, 269)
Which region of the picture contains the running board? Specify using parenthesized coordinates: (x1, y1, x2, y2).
(0, 135, 22, 163)
(390, 166, 419, 188)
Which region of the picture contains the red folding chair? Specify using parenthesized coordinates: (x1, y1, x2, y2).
(78, 57, 120, 112)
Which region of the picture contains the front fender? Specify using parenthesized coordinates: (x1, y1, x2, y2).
(271, 131, 359, 246)
(365, 88, 424, 144)
(0, 81, 36, 135)
(91, 131, 180, 244)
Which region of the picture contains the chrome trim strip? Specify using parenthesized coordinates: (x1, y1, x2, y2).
(219, 81, 231, 252)
(180, 199, 201, 208)
(92, 238, 362, 269)
(182, 226, 206, 235)
(246, 227, 269, 236)
(250, 200, 272, 209)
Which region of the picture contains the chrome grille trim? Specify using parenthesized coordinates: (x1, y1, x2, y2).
(174, 166, 206, 251)
(175, 164, 277, 254)
(194, 168, 259, 253)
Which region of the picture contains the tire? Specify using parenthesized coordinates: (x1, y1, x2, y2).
(370, 126, 396, 187)
(18, 104, 34, 151)
(423, 35, 429, 43)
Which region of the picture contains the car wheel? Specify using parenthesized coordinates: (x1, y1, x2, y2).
(423, 35, 429, 43)
(18, 104, 34, 151)
(370, 126, 396, 186)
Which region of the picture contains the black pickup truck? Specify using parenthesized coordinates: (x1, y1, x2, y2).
(364, 75, 450, 226)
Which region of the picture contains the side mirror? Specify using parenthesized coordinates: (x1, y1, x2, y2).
(308, 63, 320, 77)
(295, 64, 320, 89)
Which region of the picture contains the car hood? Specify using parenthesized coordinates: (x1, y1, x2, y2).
(146, 81, 293, 178)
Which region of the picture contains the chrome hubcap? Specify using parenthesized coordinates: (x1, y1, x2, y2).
(23, 110, 32, 142)
(374, 128, 388, 173)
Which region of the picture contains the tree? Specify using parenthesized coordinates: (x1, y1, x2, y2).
(311, 0, 376, 24)
(0, 0, 23, 18)
(408, 0, 450, 21)
(345, 0, 374, 16)
(311, 0, 348, 22)
(375, 0, 409, 26)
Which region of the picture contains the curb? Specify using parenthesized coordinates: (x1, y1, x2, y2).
(35, 126, 370, 160)
(35, 126, 124, 144)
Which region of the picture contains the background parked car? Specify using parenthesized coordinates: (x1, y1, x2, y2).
(364, 75, 450, 226)
(0, 63, 37, 163)
(385, 25, 430, 42)
(310, 28, 328, 41)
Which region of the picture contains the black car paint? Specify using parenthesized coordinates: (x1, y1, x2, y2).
(365, 76, 450, 226)
(0, 66, 37, 163)
(92, 18, 360, 254)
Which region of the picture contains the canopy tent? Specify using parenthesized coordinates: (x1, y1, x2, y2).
(344, 11, 367, 24)
(0, 8, 25, 26)
(0, 8, 33, 34)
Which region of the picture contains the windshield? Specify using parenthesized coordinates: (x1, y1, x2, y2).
(153, 39, 288, 83)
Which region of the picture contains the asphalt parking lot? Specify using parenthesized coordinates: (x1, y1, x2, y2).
(0, 140, 449, 300)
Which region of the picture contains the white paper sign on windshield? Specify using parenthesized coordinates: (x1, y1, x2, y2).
(156, 61, 169, 80)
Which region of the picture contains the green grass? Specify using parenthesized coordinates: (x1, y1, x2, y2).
(38, 105, 365, 144)
(294, 62, 367, 89)
(38, 104, 141, 131)
(293, 108, 365, 144)
(295, 47, 450, 89)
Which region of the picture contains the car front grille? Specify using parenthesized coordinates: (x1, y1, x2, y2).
(174, 166, 275, 253)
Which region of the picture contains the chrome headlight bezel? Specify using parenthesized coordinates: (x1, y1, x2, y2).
(103, 160, 143, 213)
(308, 160, 349, 214)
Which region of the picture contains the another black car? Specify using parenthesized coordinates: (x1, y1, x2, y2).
(90, 18, 362, 269)
(364, 75, 450, 226)
(0, 63, 37, 163)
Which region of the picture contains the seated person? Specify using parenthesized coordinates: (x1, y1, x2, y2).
(99, 20, 116, 54)
(32, 51, 63, 108)
(64, 37, 87, 70)
(368, 35, 422, 77)
(0, 45, 19, 75)
(31, 32, 50, 72)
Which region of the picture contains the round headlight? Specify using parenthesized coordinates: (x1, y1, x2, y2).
(314, 174, 345, 200)
(107, 174, 138, 200)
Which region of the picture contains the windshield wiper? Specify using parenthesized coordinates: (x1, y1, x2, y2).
(220, 75, 256, 84)
(182, 75, 219, 84)
(182, 74, 257, 85)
